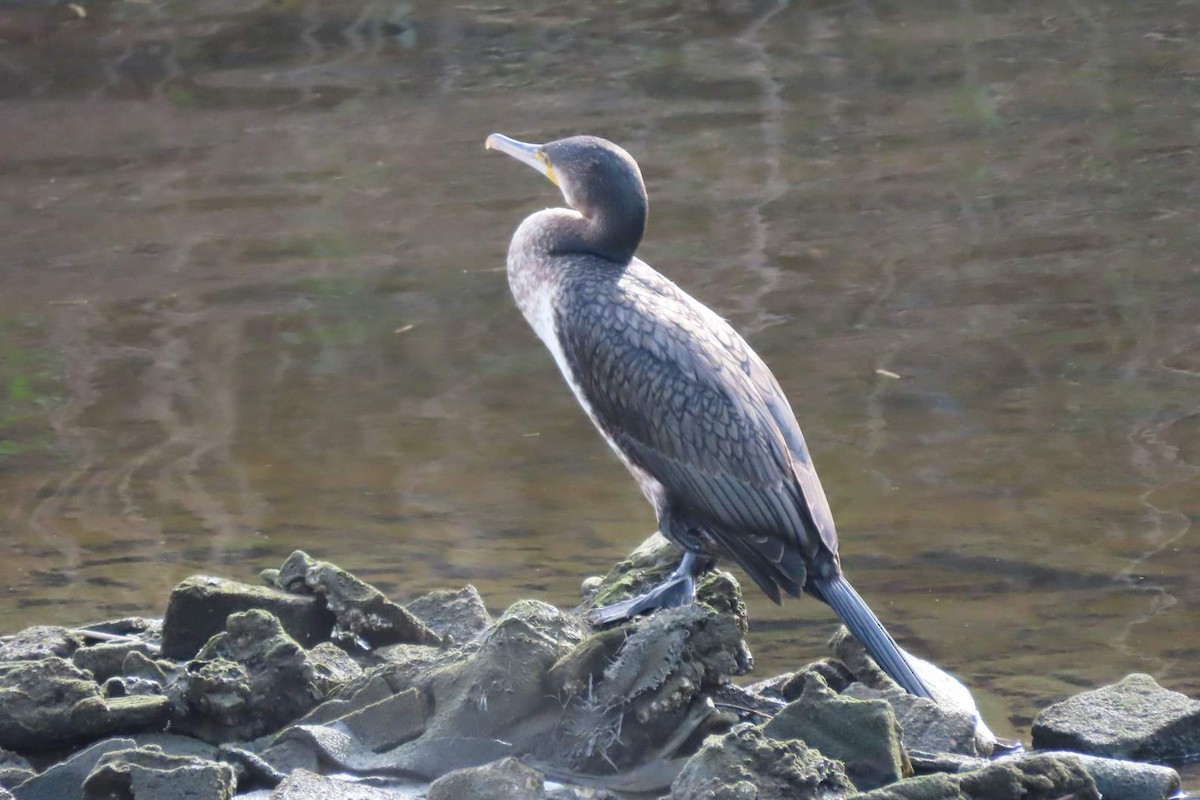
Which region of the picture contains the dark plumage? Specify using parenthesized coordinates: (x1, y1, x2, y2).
(486, 132, 932, 698)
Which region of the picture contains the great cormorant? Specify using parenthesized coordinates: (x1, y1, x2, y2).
(486, 132, 932, 699)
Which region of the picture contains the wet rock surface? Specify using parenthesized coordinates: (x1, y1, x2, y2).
(669, 723, 855, 800)
(427, 757, 545, 800)
(273, 551, 442, 649)
(82, 744, 238, 800)
(0, 542, 1192, 799)
(851, 753, 1101, 800)
(1031, 673, 1200, 761)
(763, 673, 906, 791)
(162, 576, 336, 660)
(0, 748, 33, 791)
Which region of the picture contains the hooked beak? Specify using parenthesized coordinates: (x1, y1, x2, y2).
(485, 133, 559, 186)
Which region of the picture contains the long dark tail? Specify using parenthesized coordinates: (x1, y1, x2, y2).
(811, 573, 933, 699)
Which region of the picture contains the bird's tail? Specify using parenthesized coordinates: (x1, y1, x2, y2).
(811, 573, 932, 699)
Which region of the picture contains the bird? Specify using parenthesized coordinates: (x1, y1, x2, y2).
(485, 132, 932, 699)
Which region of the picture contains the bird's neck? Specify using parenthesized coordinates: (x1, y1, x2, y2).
(554, 202, 646, 265)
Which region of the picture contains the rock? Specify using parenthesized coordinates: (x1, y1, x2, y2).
(906, 751, 988, 776)
(775, 660, 855, 701)
(319, 688, 427, 751)
(707, 683, 785, 725)
(275, 551, 442, 649)
(258, 736, 320, 778)
(82, 745, 237, 800)
(161, 576, 336, 660)
(306, 642, 363, 694)
(545, 603, 749, 773)
(86, 695, 172, 738)
(122, 651, 171, 686)
(275, 725, 515, 781)
(171, 610, 334, 743)
(74, 618, 160, 643)
(292, 670, 401, 726)
(128, 732, 219, 761)
(73, 641, 154, 683)
(1019, 751, 1179, 800)
(1031, 673, 1200, 761)
(832, 630, 993, 757)
(849, 753, 1099, 800)
(763, 673, 906, 791)
(371, 643, 444, 670)
(269, 769, 423, 799)
(0, 659, 168, 752)
(269, 600, 582, 780)
(0, 748, 33, 791)
(217, 744, 285, 791)
(0, 626, 81, 661)
(427, 757, 545, 800)
(11, 737, 135, 800)
(842, 682, 982, 757)
(406, 585, 492, 644)
(421, 601, 581, 752)
(669, 723, 855, 800)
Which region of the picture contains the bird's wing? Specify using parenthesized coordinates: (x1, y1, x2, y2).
(556, 262, 840, 590)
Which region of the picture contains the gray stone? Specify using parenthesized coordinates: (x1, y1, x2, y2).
(547, 600, 750, 773)
(406, 585, 492, 645)
(371, 643, 444, 670)
(267, 600, 582, 780)
(269, 769, 423, 799)
(849, 753, 1099, 800)
(0, 748, 33, 791)
(307, 642, 362, 694)
(73, 641, 154, 682)
(11, 737, 135, 800)
(90, 695, 172, 736)
(321, 688, 427, 751)
(161, 576, 335, 660)
(843, 682, 983, 757)
(421, 601, 580, 752)
(833, 629, 994, 757)
(776, 660, 855, 700)
(1019, 751, 1179, 800)
(0, 658, 168, 752)
(427, 757, 545, 800)
(0, 626, 81, 662)
(276, 725, 515, 780)
(292, 670, 400, 727)
(763, 673, 906, 791)
(82, 745, 237, 800)
(907, 751, 988, 776)
(1031, 673, 1200, 761)
(258, 736, 320, 777)
(128, 733, 218, 761)
(121, 651, 171, 687)
(669, 723, 855, 800)
(276, 551, 442, 649)
(171, 610, 332, 743)
(217, 744, 285, 791)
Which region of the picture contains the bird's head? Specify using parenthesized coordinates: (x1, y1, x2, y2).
(486, 133, 647, 263)
(486, 133, 646, 221)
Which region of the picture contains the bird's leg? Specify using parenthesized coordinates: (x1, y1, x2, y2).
(588, 551, 706, 625)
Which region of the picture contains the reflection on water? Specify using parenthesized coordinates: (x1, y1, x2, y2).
(1, 0, 1198, 769)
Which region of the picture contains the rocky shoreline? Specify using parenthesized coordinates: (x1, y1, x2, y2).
(0, 535, 1193, 800)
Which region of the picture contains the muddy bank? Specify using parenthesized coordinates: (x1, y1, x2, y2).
(0, 536, 1190, 800)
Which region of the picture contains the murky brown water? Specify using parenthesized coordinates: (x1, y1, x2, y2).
(2, 0, 1198, 772)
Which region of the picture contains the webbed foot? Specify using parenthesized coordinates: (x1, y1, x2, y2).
(588, 551, 702, 625)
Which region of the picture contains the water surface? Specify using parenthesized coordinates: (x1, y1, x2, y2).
(1, 0, 1198, 767)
